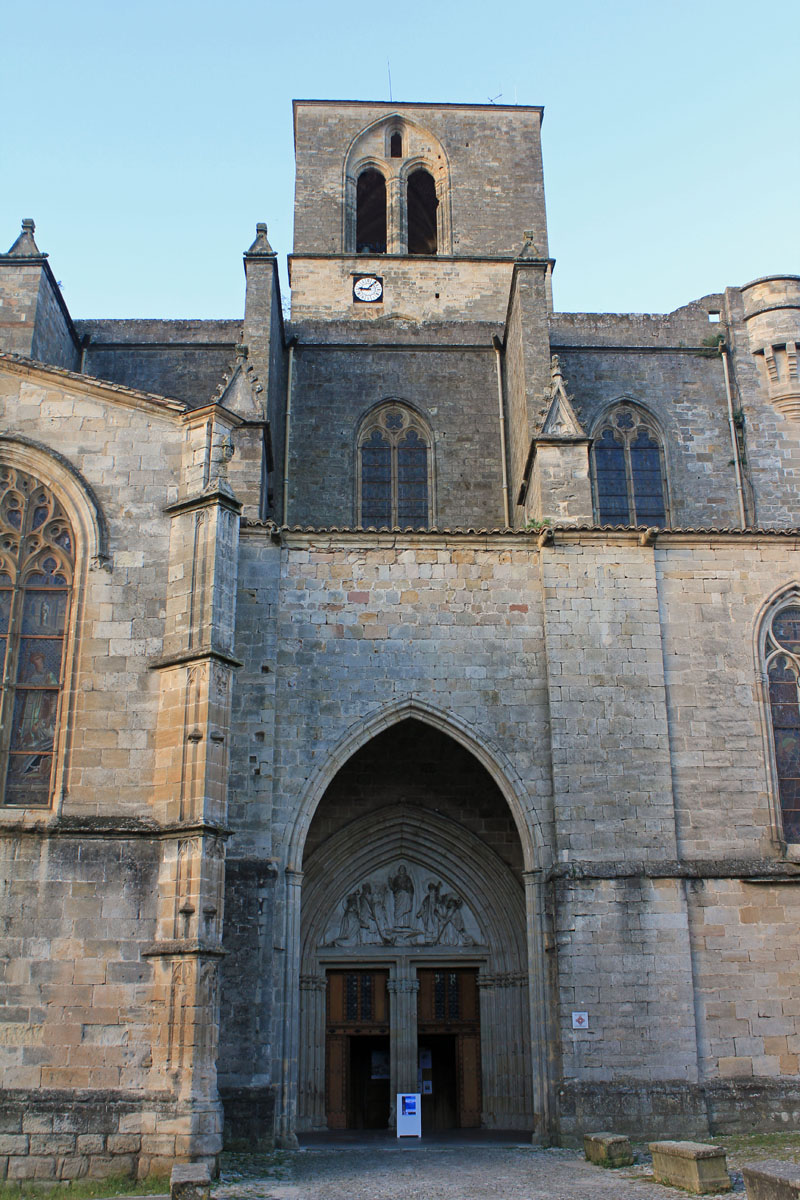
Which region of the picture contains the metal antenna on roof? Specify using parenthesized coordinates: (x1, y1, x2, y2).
(388, 61, 393, 102)
(488, 92, 502, 104)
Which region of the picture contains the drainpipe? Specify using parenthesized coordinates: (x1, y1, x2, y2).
(282, 337, 297, 524)
(492, 335, 511, 527)
(721, 345, 747, 529)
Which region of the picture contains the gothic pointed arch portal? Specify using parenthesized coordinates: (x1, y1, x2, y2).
(286, 717, 546, 1138)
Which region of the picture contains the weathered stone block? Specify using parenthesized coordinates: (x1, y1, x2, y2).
(88, 1153, 135, 1179)
(170, 1161, 211, 1200)
(742, 1160, 800, 1200)
(650, 1140, 731, 1194)
(0, 1135, 29, 1155)
(584, 1131, 634, 1167)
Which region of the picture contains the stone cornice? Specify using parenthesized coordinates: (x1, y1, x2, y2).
(0, 815, 231, 840)
(142, 940, 227, 959)
(240, 521, 800, 549)
(548, 857, 800, 884)
(162, 487, 243, 518)
(148, 647, 243, 671)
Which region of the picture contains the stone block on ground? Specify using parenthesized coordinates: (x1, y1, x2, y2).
(649, 1140, 731, 1194)
(742, 1160, 800, 1200)
(583, 1131, 634, 1167)
(170, 1162, 211, 1200)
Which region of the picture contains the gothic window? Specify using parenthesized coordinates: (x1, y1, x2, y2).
(407, 169, 438, 255)
(765, 602, 800, 843)
(356, 169, 387, 254)
(358, 405, 432, 529)
(390, 131, 403, 158)
(0, 466, 74, 807)
(592, 406, 668, 527)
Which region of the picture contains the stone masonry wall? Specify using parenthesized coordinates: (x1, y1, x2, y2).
(555, 876, 700, 1128)
(287, 346, 507, 529)
(656, 539, 800, 860)
(289, 257, 515, 324)
(78, 320, 241, 409)
(29, 270, 81, 372)
(0, 360, 194, 1176)
(688, 878, 800, 1084)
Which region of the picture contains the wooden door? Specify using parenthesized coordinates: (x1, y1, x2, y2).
(417, 968, 481, 1128)
(325, 970, 389, 1130)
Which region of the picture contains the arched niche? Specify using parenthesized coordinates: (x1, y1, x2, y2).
(343, 115, 452, 255)
(294, 720, 535, 1135)
(275, 706, 552, 1148)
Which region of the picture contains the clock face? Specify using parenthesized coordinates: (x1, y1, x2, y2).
(353, 275, 384, 303)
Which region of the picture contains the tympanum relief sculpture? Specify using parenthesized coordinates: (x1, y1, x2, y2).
(323, 862, 482, 948)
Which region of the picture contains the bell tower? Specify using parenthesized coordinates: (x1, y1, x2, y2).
(289, 100, 551, 325)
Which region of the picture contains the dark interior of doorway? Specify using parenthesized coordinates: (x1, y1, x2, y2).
(348, 1035, 390, 1129)
(419, 1034, 458, 1132)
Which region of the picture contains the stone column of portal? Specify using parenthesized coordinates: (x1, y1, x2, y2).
(524, 869, 553, 1143)
(277, 868, 304, 1148)
(299, 975, 327, 1130)
(388, 965, 419, 1126)
(478, 973, 498, 1126)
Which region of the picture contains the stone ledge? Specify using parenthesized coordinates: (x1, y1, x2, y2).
(742, 1160, 800, 1200)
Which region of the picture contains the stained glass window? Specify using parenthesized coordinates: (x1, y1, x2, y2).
(0, 467, 73, 806)
(592, 407, 668, 527)
(766, 604, 800, 842)
(358, 405, 431, 528)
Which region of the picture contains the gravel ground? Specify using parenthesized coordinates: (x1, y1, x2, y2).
(214, 1145, 744, 1200)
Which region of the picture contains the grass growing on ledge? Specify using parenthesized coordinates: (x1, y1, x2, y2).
(720, 1131, 800, 1164)
(0, 1176, 169, 1200)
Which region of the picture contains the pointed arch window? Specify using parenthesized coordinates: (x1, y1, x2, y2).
(765, 602, 800, 843)
(358, 405, 432, 528)
(0, 466, 74, 806)
(407, 169, 438, 255)
(592, 406, 668, 527)
(356, 169, 387, 254)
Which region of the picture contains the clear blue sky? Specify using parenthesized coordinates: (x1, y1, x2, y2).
(2, 0, 798, 319)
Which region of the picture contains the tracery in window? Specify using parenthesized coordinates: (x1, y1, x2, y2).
(358, 405, 432, 529)
(592, 406, 668, 527)
(765, 602, 800, 842)
(356, 169, 387, 254)
(0, 467, 73, 806)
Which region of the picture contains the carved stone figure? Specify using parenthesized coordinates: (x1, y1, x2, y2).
(389, 863, 414, 927)
(437, 891, 475, 946)
(336, 891, 361, 944)
(416, 881, 442, 944)
(325, 867, 481, 948)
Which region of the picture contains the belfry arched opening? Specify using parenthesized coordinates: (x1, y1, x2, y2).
(297, 718, 534, 1134)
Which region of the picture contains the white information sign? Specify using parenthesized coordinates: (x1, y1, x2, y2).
(572, 1011, 589, 1030)
(396, 1092, 422, 1138)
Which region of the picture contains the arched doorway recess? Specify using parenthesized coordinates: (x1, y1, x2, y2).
(289, 718, 545, 1136)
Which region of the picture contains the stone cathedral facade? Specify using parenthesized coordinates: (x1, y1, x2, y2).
(0, 99, 799, 1178)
